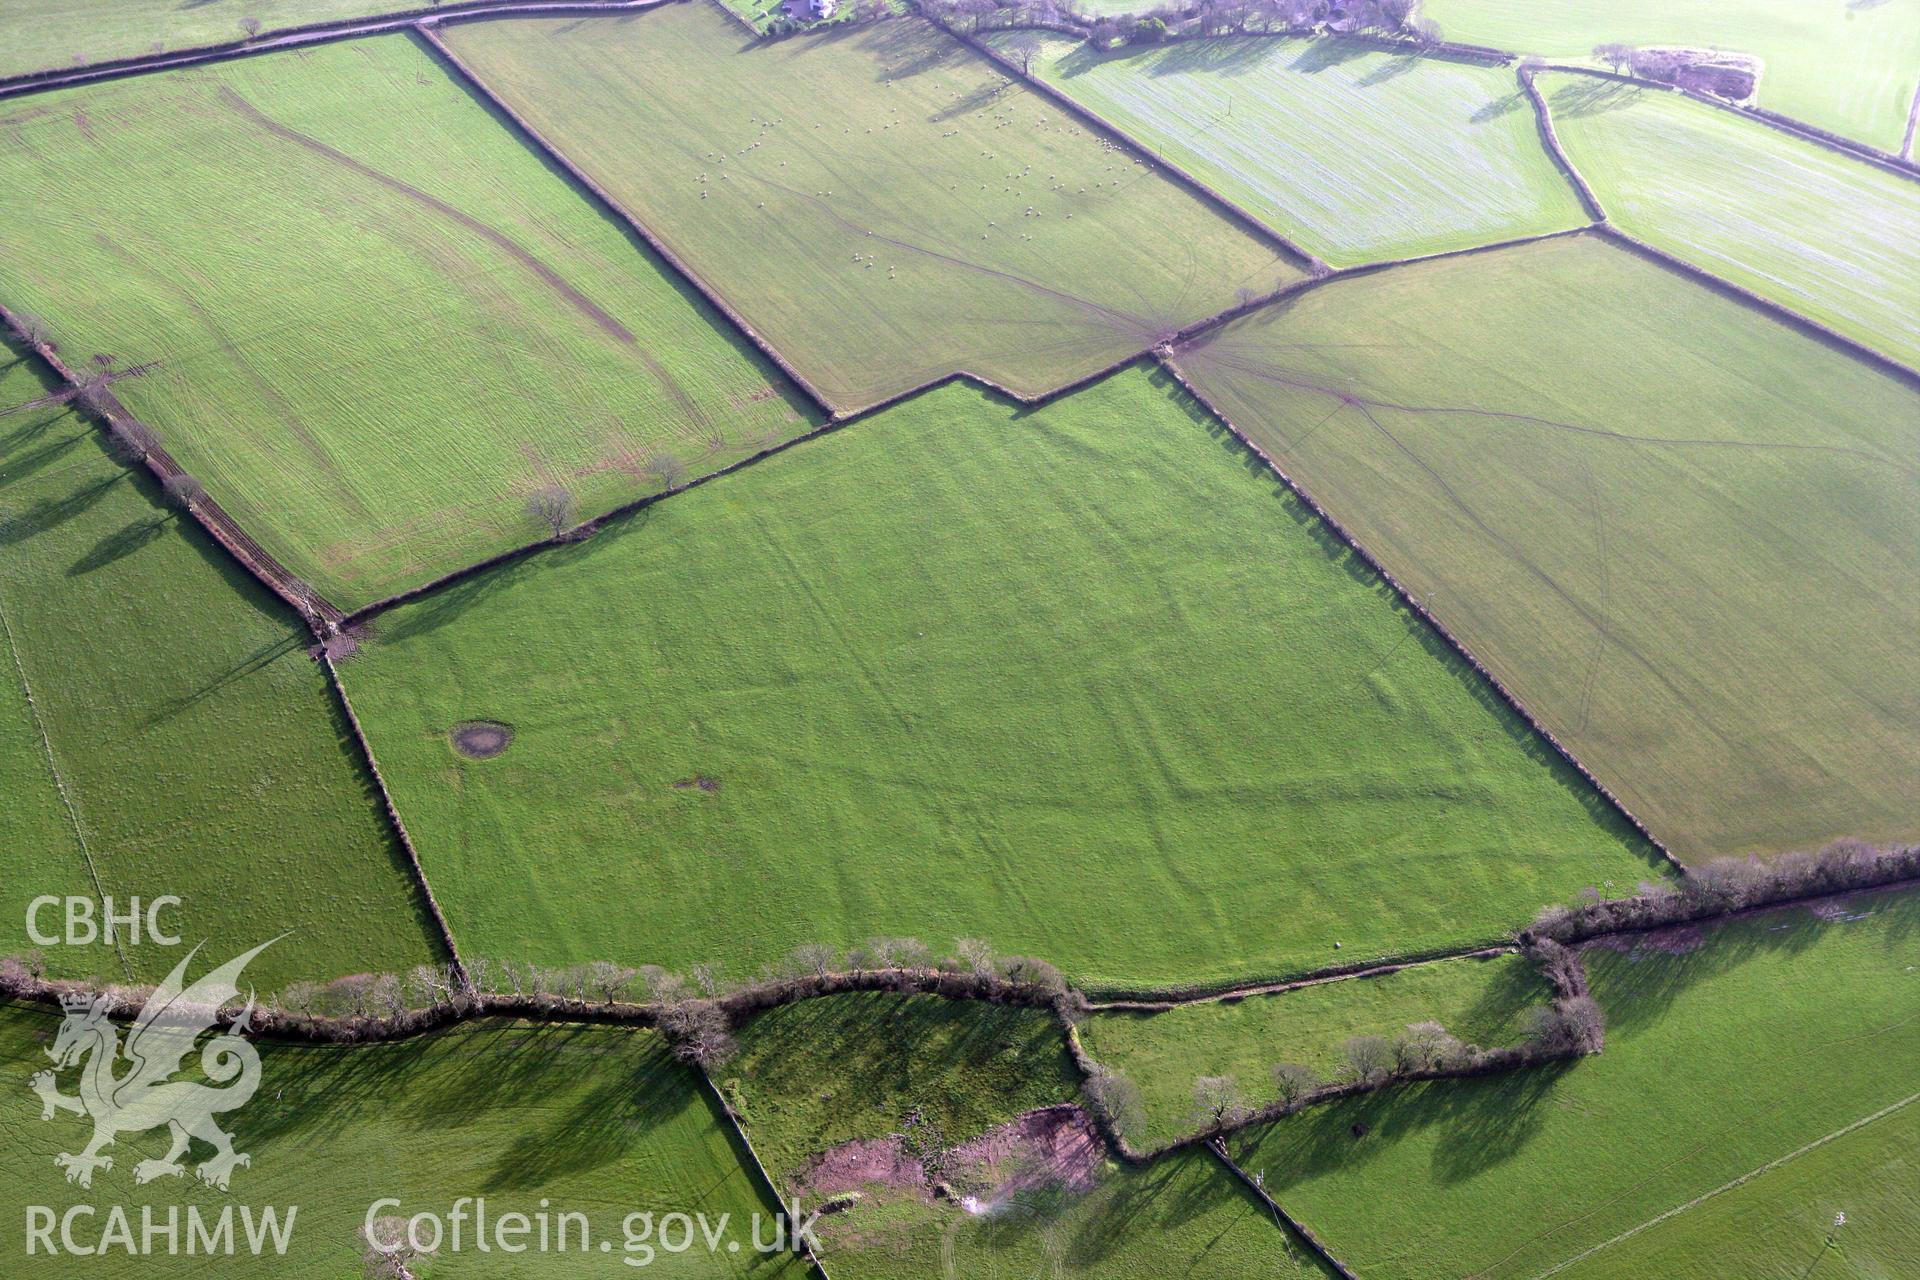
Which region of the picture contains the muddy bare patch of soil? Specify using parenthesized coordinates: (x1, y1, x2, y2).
(797, 1105, 1103, 1206)
(673, 775, 722, 792)
(451, 720, 513, 759)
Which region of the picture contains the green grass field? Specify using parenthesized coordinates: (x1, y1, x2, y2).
(726, 993, 1080, 1192)
(724, 989, 1333, 1279)
(1542, 74, 1920, 369)
(1175, 233, 1920, 860)
(0, 0, 411, 79)
(1080, 952, 1547, 1148)
(1231, 888, 1920, 1279)
(1556, 1099, 1920, 1279)
(0, 338, 434, 990)
(0, 35, 816, 609)
(443, 6, 1299, 410)
(339, 363, 1657, 990)
(824, 1145, 1337, 1280)
(996, 34, 1589, 267)
(1419, 0, 1920, 152)
(0, 1003, 803, 1276)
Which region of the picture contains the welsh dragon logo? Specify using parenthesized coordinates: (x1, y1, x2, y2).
(29, 940, 273, 1191)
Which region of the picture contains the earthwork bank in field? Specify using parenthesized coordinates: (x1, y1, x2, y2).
(1000, 33, 1590, 266)
(0, 35, 816, 609)
(339, 364, 1658, 990)
(1174, 232, 1920, 861)
(0, 1005, 799, 1279)
(0, 339, 435, 991)
(1541, 74, 1920, 368)
(726, 991, 1336, 1279)
(443, 4, 1301, 410)
(1417, 0, 1920, 152)
(1231, 889, 1920, 1279)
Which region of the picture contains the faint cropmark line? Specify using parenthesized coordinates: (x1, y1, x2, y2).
(30, 938, 279, 1191)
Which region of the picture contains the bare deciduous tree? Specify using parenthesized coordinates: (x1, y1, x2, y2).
(162, 473, 204, 510)
(526, 485, 576, 538)
(1191, 1074, 1246, 1132)
(1340, 1034, 1394, 1084)
(1271, 1061, 1318, 1109)
(647, 454, 689, 491)
(954, 938, 994, 976)
(1084, 1065, 1145, 1140)
(587, 960, 638, 1005)
(661, 1000, 735, 1067)
(239, 16, 262, 37)
(790, 943, 839, 981)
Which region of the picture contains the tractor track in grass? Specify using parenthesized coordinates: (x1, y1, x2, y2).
(217, 84, 637, 346)
(0, 590, 129, 979)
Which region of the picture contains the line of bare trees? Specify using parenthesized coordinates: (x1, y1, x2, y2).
(930, 0, 1438, 50)
(1527, 839, 1920, 946)
(0, 936, 1072, 1071)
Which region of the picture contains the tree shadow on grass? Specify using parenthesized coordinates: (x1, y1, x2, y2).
(67, 513, 172, 577)
(1547, 77, 1645, 120)
(239, 1021, 700, 1192)
(1236, 1058, 1577, 1194)
(1471, 90, 1526, 124)
(1582, 889, 1920, 1043)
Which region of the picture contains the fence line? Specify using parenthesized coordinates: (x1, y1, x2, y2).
(1153, 344, 1683, 872)
(698, 1066, 840, 1279)
(0, 303, 341, 632)
(319, 652, 469, 986)
(0, 0, 671, 101)
(414, 20, 840, 418)
(1209, 1139, 1364, 1279)
(931, 12, 1329, 275)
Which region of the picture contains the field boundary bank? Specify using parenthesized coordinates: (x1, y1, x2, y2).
(0, 304, 343, 632)
(1518, 65, 1606, 221)
(1088, 945, 1515, 1010)
(931, 12, 1330, 274)
(1530, 63, 1920, 184)
(0, 0, 672, 101)
(3, 876, 1908, 1163)
(1208, 1140, 1362, 1279)
(413, 21, 838, 416)
(320, 653, 469, 984)
(1153, 339, 1682, 871)
(696, 1066, 839, 1278)
(1590, 227, 1920, 388)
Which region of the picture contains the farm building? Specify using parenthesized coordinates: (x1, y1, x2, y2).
(783, 0, 836, 19)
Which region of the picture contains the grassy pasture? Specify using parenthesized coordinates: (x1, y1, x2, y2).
(340, 364, 1657, 990)
(0, 1004, 800, 1277)
(442, 6, 1299, 410)
(0, 35, 815, 608)
(1543, 74, 1920, 369)
(1231, 888, 1920, 1279)
(724, 991, 1332, 1279)
(1176, 233, 1920, 860)
(0, 0, 410, 79)
(997, 33, 1589, 266)
(1080, 952, 1547, 1149)
(0, 338, 434, 990)
(1419, 0, 1920, 152)
(1553, 1101, 1920, 1279)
